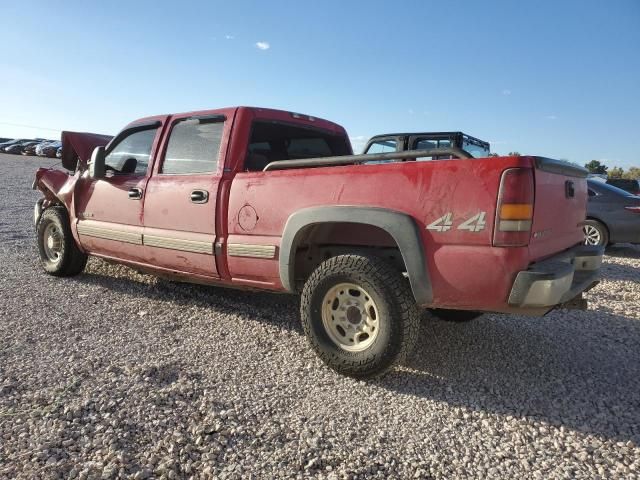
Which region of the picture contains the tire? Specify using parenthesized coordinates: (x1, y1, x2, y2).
(430, 309, 483, 322)
(583, 219, 609, 247)
(36, 206, 88, 276)
(300, 254, 420, 378)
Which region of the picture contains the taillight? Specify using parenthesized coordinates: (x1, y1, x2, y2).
(493, 168, 535, 247)
(624, 206, 640, 213)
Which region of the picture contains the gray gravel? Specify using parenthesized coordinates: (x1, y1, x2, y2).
(1, 152, 639, 479)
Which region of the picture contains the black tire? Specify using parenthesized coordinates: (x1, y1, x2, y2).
(430, 309, 483, 322)
(36, 206, 88, 276)
(583, 219, 609, 247)
(300, 254, 420, 378)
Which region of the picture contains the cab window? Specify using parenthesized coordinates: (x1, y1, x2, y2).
(415, 138, 452, 161)
(244, 121, 350, 171)
(162, 119, 224, 174)
(104, 127, 158, 176)
(462, 135, 490, 158)
(366, 139, 397, 154)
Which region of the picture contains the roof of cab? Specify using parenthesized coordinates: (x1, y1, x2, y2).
(128, 106, 346, 134)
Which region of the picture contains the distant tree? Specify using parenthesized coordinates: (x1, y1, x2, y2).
(608, 166, 624, 178)
(488, 153, 499, 157)
(584, 160, 608, 175)
(507, 151, 521, 156)
(623, 166, 640, 179)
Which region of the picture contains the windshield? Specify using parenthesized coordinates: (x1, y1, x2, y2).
(462, 135, 490, 158)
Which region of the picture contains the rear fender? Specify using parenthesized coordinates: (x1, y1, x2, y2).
(280, 206, 432, 306)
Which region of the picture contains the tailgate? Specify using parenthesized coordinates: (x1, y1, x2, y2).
(528, 157, 589, 261)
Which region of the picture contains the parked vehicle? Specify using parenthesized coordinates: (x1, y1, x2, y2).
(36, 141, 62, 158)
(0, 137, 11, 143)
(32, 107, 602, 378)
(364, 131, 490, 158)
(5, 140, 39, 154)
(584, 179, 640, 246)
(606, 178, 640, 196)
(22, 141, 44, 156)
(0, 139, 30, 152)
(56, 146, 62, 158)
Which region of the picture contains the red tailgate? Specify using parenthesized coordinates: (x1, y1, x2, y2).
(528, 157, 588, 261)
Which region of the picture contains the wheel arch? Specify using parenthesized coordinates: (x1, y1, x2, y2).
(279, 206, 432, 305)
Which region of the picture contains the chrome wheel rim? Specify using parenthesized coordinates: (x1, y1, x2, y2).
(583, 225, 601, 246)
(43, 222, 62, 263)
(321, 282, 380, 352)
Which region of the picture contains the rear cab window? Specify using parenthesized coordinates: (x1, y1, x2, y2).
(244, 121, 350, 171)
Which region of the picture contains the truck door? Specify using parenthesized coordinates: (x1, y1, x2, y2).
(142, 113, 229, 278)
(74, 121, 163, 263)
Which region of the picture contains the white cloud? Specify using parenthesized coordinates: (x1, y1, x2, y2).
(255, 41, 270, 50)
(225, 35, 235, 40)
(502, 89, 512, 96)
(546, 115, 558, 120)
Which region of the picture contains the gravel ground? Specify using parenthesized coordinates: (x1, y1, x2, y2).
(1, 153, 639, 479)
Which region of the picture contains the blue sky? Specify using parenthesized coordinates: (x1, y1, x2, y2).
(1, 0, 638, 167)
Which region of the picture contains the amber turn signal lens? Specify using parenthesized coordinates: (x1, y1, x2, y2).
(499, 203, 533, 220)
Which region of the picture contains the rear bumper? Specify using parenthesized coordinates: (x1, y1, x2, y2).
(508, 245, 603, 308)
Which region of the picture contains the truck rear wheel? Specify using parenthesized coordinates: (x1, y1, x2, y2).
(36, 207, 88, 276)
(300, 254, 419, 378)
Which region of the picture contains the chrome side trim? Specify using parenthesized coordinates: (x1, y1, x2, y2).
(144, 235, 213, 254)
(228, 243, 276, 259)
(77, 223, 142, 245)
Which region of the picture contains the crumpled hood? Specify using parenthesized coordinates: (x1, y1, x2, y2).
(60, 131, 113, 171)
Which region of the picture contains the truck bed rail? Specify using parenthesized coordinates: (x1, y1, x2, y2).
(262, 147, 472, 172)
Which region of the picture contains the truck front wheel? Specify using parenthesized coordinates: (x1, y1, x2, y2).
(36, 207, 88, 276)
(300, 254, 419, 378)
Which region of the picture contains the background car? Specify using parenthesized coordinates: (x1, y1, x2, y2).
(35, 140, 61, 157)
(0, 137, 11, 143)
(56, 146, 62, 158)
(584, 179, 640, 246)
(606, 178, 640, 196)
(5, 140, 39, 155)
(0, 139, 29, 151)
(22, 142, 43, 156)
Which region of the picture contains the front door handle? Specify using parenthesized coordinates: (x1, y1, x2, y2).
(190, 189, 209, 204)
(128, 187, 143, 200)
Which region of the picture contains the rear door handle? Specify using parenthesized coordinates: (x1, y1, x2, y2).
(190, 189, 209, 204)
(128, 187, 143, 200)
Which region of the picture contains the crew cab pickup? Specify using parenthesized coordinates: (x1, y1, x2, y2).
(33, 106, 603, 378)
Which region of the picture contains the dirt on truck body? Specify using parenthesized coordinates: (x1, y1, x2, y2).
(33, 106, 603, 377)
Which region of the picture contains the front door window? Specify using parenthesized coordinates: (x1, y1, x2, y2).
(104, 128, 158, 176)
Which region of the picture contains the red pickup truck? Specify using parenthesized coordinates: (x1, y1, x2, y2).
(33, 106, 603, 378)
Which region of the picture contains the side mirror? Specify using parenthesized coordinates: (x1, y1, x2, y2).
(89, 146, 106, 179)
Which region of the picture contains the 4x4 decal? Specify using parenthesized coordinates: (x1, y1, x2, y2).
(427, 212, 487, 232)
